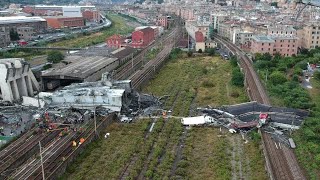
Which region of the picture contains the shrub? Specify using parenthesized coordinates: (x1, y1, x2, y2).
(269, 71, 287, 85)
(198, 49, 203, 53)
(231, 68, 244, 87)
(47, 50, 64, 63)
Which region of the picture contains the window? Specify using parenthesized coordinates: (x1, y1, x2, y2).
(293, 45, 295, 47)
(261, 48, 264, 51)
(292, 49, 294, 52)
(287, 49, 289, 52)
(288, 45, 290, 47)
(269, 43, 271, 46)
(262, 43, 264, 45)
(281, 45, 283, 47)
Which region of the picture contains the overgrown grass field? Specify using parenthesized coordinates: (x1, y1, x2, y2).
(61, 53, 267, 180)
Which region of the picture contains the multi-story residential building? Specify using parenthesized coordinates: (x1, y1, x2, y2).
(267, 25, 297, 36)
(298, 22, 320, 49)
(131, 27, 155, 48)
(233, 30, 254, 49)
(17, 27, 34, 41)
(23, 5, 97, 16)
(210, 13, 228, 30)
(251, 35, 298, 57)
(45, 16, 85, 29)
(251, 36, 275, 55)
(185, 20, 210, 40)
(218, 21, 240, 40)
(0, 16, 47, 33)
(0, 27, 10, 48)
(157, 16, 168, 29)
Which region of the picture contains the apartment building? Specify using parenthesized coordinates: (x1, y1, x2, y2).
(298, 22, 320, 49)
(185, 20, 210, 40)
(17, 27, 34, 41)
(0, 27, 10, 48)
(251, 35, 298, 57)
(267, 25, 297, 36)
(218, 21, 240, 40)
(233, 30, 254, 49)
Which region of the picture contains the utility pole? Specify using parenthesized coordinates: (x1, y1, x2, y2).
(39, 141, 45, 180)
(94, 107, 97, 136)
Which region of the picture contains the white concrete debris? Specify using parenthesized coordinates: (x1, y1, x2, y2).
(0, 58, 39, 102)
(42, 79, 131, 112)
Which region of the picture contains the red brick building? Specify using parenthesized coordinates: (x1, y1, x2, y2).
(157, 16, 168, 29)
(106, 34, 124, 48)
(131, 27, 155, 48)
(45, 17, 85, 29)
(82, 9, 100, 22)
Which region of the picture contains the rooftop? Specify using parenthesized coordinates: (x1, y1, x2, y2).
(0, 16, 46, 24)
(42, 56, 118, 80)
(252, 35, 274, 43)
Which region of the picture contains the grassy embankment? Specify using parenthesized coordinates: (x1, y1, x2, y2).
(61, 51, 267, 180)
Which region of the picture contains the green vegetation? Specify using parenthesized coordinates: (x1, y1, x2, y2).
(62, 50, 267, 180)
(47, 50, 64, 63)
(0, 49, 46, 61)
(254, 48, 320, 179)
(48, 14, 135, 48)
(182, 128, 232, 179)
(9, 28, 19, 41)
(146, 48, 160, 61)
(205, 48, 216, 56)
(61, 119, 152, 179)
(230, 56, 244, 87)
(143, 49, 248, 112)
(254, 52, 313, 109)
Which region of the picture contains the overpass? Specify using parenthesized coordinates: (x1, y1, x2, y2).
(17, 47, 84, 51)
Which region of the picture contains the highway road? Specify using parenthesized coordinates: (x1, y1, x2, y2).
(0, 14, 111, 52)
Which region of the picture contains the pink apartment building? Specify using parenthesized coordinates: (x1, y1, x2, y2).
(251, 35, 298, 57)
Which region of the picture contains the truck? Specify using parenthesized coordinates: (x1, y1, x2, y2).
(181, 115, 215, 126)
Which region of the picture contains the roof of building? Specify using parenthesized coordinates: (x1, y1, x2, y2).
(195, 31, 205, 42)
(252, 35, 274, 43)
(0, 16, 46, 24)
(111, 46, 137, 59)
(42, 56, 118, 80)
(34, 5, 95, 8)
(138, 27, 154, 34)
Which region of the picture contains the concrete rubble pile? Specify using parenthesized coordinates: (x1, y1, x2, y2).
(180, 102, 309, 148)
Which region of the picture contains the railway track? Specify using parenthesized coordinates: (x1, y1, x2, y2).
(114, 23, 180, 81)
(0, 129, 62, 178)
(10, 114, 115, 180)
(214, 35, 306, 180)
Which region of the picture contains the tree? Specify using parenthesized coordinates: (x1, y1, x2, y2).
(269, 71, 287, 85)
(314, 71, 320, 81)
(270, 2, 278, 7)
(198, 49, 203, 53)
(9, 28, 19, 41)
(205, 48, 215, 56)
(187, 51, 193, 57)
(231, 68, 244, 87)
(209, 23, 214, 39)
(47, 51, 64, 63)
